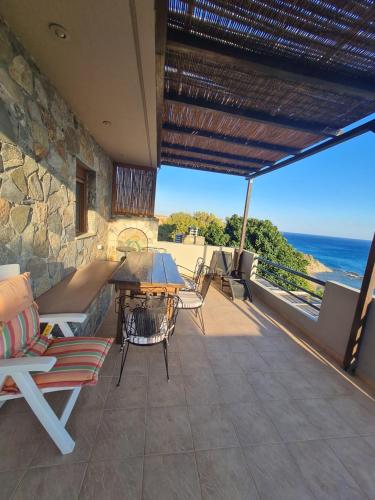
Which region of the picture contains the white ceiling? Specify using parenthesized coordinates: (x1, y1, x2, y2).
(0, 0, 157, 167)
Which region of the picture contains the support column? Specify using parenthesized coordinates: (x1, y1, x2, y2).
(343, 232, 375, 373)
(236, 178, 253, 272)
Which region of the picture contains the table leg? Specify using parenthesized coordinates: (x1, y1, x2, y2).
(115, 292, 125, 344)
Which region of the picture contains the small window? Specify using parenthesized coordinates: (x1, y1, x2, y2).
(76, 163, 88, 235)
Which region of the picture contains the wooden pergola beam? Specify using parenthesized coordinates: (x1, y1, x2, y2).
(163, 123, 300, 155)
(161, 153, 258, 173)
(161, 141, 267, 166)
(161, 161, 250, 177)
(155, 0, 168, 167)
(165, 92, 339, 137)
(167, 29, 375, 100)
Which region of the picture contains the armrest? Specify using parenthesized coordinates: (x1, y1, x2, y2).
(0, 356, 56, 374)
(39, 313, 87, 324)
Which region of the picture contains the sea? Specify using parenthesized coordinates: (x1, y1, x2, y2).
(283, 232, 372, 289)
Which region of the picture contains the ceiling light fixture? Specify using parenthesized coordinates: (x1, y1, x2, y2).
(102, 120, 112, 126)
(49, 23, 69, 40)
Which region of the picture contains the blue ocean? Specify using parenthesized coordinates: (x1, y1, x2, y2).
(283, 232, 372, 289)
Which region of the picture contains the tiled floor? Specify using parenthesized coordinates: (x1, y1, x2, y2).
(1, 286, 375, 499)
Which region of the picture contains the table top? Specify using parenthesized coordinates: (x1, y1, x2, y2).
(108, 252, 185, 289)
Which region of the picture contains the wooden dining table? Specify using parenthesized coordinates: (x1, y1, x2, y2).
(108, 252, 185, 343)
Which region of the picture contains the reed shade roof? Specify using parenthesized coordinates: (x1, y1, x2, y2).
(160, 0, 375, 176)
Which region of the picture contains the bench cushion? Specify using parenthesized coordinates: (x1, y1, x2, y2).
(2, 337, 113, 394)
(36, 260, 119, 315)
(0, 273, 33, 322)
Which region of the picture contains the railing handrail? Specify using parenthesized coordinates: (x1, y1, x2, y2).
(256, 256, 326, 287)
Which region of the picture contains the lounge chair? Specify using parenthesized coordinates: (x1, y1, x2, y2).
(0, 271, 113, 455)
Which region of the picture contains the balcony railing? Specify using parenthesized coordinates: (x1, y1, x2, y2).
(256, 256, 326, 312)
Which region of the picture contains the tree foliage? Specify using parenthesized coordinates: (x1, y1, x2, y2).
(158, 211, 310, 291)
(224, 215, 309, 289)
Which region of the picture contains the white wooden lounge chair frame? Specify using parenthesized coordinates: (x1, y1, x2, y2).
(0, 264, 86, 454)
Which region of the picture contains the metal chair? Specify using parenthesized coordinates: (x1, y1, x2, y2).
(177, 271, 214, 334)
(116, 293, 180, 385)
(177, 257, 205, 291)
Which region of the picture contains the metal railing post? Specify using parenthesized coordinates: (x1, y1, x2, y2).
(236, 178, 253, 271)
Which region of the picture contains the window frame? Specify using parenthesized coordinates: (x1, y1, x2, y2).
(76, 163, 88, 236)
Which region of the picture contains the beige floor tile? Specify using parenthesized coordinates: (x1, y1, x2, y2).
(0, 470, 25, 500)
(184, 372, 221, 405)
(0, 413, 43, 471)
(327, 436, 375, 499)
(274, 369, 317, 399)
(262, 399, 323, 441)
(121, 349, 149, 376)
(329, 394, 375, 435)
(294, 398, 357, 438)
(147, 374, 186, 407)
(188, 404, 239, 450)
(303, 368, 354, 397)
(225, 402, 281, 446)
(248, 334, 295, 352)
(176, 334, 205, 352)
(207, 351, 244, 374)
(232, 350, 269, 372)
(79, 457, 143, 500)
(105, 375, 147, 409)
(145, 406, 193, 454)
(148, 350, 181, 377)
(75, 376, 112, 412)
(143, 452, 202, 500)
(195, 448, 259, 500)
(215, 372, 258, 404)
(13, 463, 87, 500)
(242, 443, 314, 500)
(179, 350, 212, 375)
(99, 345, 121, 377)
(31, 409, 103, 467)
(247, 371, 290, 401)
(287, 439, 364, 500)
(91, 408, 145, 460)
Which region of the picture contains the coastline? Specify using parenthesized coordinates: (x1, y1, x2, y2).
(304, 253, 332, 275)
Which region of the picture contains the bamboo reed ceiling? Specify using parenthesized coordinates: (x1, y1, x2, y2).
(158, 0, 375, 176)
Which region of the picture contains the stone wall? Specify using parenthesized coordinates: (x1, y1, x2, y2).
(0, 19, 112, 297)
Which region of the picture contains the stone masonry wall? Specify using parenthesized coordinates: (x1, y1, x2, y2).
(0, 19, 112, 297)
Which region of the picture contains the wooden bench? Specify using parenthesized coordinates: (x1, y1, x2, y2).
(36, 260, 120, 337)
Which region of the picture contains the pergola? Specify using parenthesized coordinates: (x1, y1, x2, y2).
(155, 0, 375, 373)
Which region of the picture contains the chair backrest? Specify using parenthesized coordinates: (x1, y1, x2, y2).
(119, 293, 180, 340)
(200, 273, 214, 301)
(117, 227, 149, 252)
(0, 264, 20, 281)
(193, 257, 205, 284)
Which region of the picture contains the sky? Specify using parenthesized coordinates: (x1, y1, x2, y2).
(155, 114, 375, 241)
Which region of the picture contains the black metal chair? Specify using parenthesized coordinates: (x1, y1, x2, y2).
(177, 257, 205, 291)
(177, 271, 214, 334)
(116, 293, 180, 385)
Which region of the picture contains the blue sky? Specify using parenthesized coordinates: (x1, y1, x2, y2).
(155, 115, 375, 240)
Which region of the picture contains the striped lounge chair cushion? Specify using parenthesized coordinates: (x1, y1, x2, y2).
(2, 337, 113, 394)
